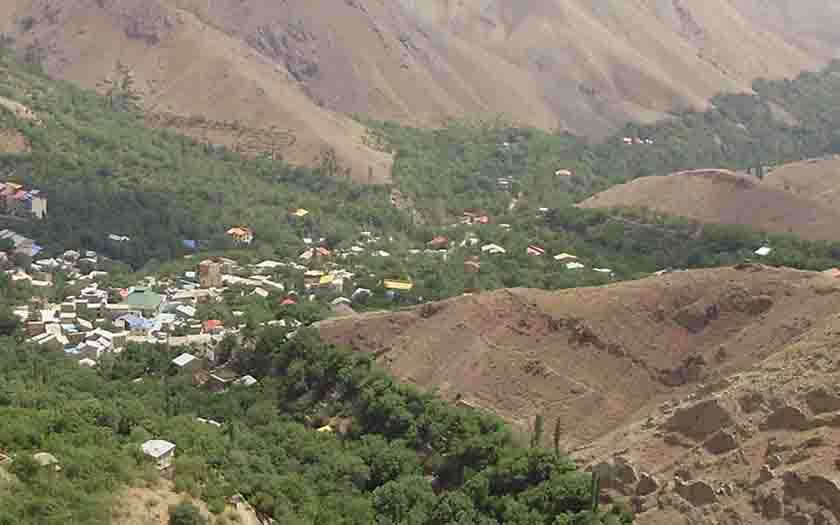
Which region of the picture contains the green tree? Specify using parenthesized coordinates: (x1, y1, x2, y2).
(0, 306, 20, 337)
(168, 501, 207, 525)
(531, 414, 544, 449)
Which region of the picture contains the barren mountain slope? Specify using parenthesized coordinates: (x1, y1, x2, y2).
(320, 265, 840, 523)
(579, 167, 840, 242)
(578, 290, 840, 525)
(764, 156, 840, 209)
(0, 0, 393, 183)
(2, 0, 840, 169)
(319, 265, 840, 444)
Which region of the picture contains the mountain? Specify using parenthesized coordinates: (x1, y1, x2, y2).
(579, 161, 840, 242)
(3, 0, 840, 175)
(319, 264, 840, 523)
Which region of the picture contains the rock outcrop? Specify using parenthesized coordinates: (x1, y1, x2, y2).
(665, 398, 736, 439)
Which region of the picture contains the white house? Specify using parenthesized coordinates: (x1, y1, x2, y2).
(481, 244, 506, 255)
(141, 439, 176, 470)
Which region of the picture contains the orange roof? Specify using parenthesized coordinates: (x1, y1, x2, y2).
(226, 227, 252, 236)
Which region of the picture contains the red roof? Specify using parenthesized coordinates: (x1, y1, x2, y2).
(203, 320, 223, 331)
(281, 298, 297, 306)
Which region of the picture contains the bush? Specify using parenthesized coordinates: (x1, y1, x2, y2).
(168, 501, 207, 525)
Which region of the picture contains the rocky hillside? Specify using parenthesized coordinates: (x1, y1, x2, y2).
(2, 0, 840, 175)
(319, 264, 840, 523)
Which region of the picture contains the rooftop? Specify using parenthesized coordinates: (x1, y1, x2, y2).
(141, 439, 176, 459)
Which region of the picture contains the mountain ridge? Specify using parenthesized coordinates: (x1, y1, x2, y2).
(3, 0, 840, 174)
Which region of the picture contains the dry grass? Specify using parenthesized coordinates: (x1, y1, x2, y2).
(579, 165, 840, 241)
(111, 479, 259, 525)
(320, 266, 840, 444)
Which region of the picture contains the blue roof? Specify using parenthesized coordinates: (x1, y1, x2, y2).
(117, 313, 154, 330)
(182, 240, 198, 250)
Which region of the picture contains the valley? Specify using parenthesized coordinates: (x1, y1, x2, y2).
(2, 2, 840, 523)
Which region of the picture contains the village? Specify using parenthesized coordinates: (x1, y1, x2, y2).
(0, 201, 783, 473)
(7, 203, 627, 362)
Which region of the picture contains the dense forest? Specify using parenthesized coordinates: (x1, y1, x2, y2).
(0, 327, 632, 525)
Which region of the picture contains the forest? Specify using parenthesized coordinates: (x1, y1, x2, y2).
(0, 326, 632, 525)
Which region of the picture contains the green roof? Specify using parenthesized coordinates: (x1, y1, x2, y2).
(121, 288, 164, 311)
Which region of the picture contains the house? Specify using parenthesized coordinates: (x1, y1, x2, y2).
(78, 357, 97, 368)
(290, 208, 309, 218)
(526, 245, 546, 257)
(383, 280, 413, 292)
(554, 253, 578, 261)
(235, 375, 258, 387)
(565, 262, 585, 270)
(182, 239, 198, 251)
(206, 368, 238, 392)
(203, 319, 223, 334)
(121, 288, 165, 318)
(251, 287, 269, 298)
(464, 260, 481, 273)
(755, 246, 773, 257)
(428, 236, 449, 250)
(175, 305, 197, 319)
(280, 297, 297, 306)
(254, 260, 284, 271)
(172, 352, 202, 373)
(0, 184, 47, 219)
(196, 417, 222, 428)
(107, 234, 131, 243)
(141, 440, 176, 470)
(351, 288, 372, 301)
(593, 268, 614, 276)
(460, 237, 480, 248)
(555, 169, 573, 177)
(331, 297, 352, 307)
(303, 270, 325, 287)
(33, 452, 60, 471)
(481, 244, 506, 255)
(226, 227, 254, 245)
(198, 260, 223, 288)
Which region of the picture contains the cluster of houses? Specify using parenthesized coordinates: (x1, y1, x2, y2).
(0, 182, 47, 220)
(0, 228, 43, 257)
(622, 136, 655, 146)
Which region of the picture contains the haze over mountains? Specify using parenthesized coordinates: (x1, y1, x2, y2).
(3, 0, 840, 177)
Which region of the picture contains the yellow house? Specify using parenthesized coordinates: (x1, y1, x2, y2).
(383, 280, 413, 291)
(291, 208, 309, 218)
